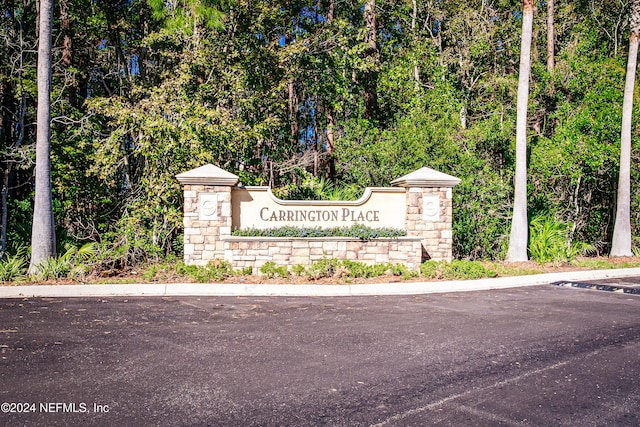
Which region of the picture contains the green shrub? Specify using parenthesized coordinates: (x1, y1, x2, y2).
(389, 263, 419, 280)
(259, 261, 289, 278)
(174, 259, 247, 282)
(272, 173, 363, 201)
(420, 260, 497, 280)
(419, 260, 442, 279)
(305, 257, 341, 279)
(292, 264, 306, 276)
(142, 265, 160, 281)
(0, 250, 27, 282)
(529, 215, 595, 266)
(299, 258, 418, 280)
(445, 260, 497, 279)
(32, 257, 72, 281)
(340, 260, 384, 278)
(176, 263, 209, 283)
(29, 242, 98, 281)
(232, 224, 406, 239)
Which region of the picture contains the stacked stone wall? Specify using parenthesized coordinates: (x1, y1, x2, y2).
(182, 185, 232, 266)
(404, 187, 454, 261)
(223, 237, 423, 271)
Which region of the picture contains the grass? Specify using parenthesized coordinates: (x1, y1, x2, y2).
(571, 258, 640, 270)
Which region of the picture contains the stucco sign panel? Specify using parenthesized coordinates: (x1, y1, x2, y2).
(232, 187, 407, 230)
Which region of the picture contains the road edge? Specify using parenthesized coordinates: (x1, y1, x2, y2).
(2, 268, 640, 298)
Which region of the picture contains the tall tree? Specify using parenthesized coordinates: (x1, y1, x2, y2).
(506, 0, 534, 262)
(411, 0, 421, 91)
(611, 0, 640, 257)
(29, 0, 56, 272)
(363, 0, 378, 120)
(547, 0, 554, 72)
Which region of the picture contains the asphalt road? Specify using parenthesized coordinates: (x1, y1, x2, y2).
(1, 284, 639, 426)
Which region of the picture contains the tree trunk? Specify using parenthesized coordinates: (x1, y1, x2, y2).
(324, 0, 336, 179)
(1, 56, 15, 257)
(412, 0, 421, 91)
(506, 0, 534, 262)
(363, 0, 378, 120)
(288, 79, 298, 146)
(546, 0, 554, 72)
(611, 0, 640, 257)
(59, 0, 78, 106)
(1, 163, 11, 257)
(325, 106, 336, 178)
(29, 0, 56, 273)
(60, 0, 72, 67)
(284, 30, 298, 147)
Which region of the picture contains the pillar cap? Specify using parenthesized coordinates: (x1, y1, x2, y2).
(176, 164, 239, 186)
(391, 167, 461, 188)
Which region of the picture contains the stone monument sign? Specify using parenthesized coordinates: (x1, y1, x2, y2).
(176, 165, 460, 271)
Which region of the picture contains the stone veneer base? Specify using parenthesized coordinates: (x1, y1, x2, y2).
(194, 236, 425, 272)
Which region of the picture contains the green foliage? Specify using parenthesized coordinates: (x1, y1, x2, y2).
(93, 215, 174, 271)
(2, 0, 638, 268)
(31, 257, 72, 281)
(292, 264, 306, 276)
(571, 258, 640, 269)
(528, 215, 596, 266)
(389, 263, 419, 280)
(5, 199, 34, 250)
(0, 249, 28, 283)
(232, 224, 406, 239)
(29, 243, 97, 281)
(305, 257, 340, 279)
(452, 170, 512, 260)
(142, 265, 161, 282)
(273, 173, 363, 201)
(420, 260, 498, 280)
(528, 56, 624, 254)
(339, 260, 388, 278)
(295, 258, 418, 280)
(148, 0, 225, 36)
(418, 260, 440, 279)
(259, 261, 289, 278)
(174, 259, 250, 283)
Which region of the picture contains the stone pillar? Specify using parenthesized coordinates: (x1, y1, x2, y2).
(391, 167, 460, 261)
(176, 164, 239, 266)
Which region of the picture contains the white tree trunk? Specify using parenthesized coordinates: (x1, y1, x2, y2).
(611, 32, 639, 256)
(506, 0, 534, 262)
(412, 0, 421, 91)
(547, 0, 554, 73)
(29, 0, 56, 273)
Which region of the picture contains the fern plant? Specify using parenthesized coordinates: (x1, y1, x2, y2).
(0, 248, 28, 282)
(30, 242, 98, 281)
(529, 215, 594, 266)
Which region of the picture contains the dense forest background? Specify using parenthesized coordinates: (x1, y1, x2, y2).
(1, 0, 638, 266)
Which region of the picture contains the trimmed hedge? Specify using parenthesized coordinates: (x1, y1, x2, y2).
(231, 224, 407, 239)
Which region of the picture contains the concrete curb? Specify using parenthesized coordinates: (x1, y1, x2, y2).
(1, 268, 640, 299)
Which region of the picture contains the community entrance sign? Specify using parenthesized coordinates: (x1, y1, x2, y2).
(232, 186, 406, 230)
(177, 165, 460, 271)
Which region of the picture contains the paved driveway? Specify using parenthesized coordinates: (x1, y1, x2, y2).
(1, 285, 639, 426)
